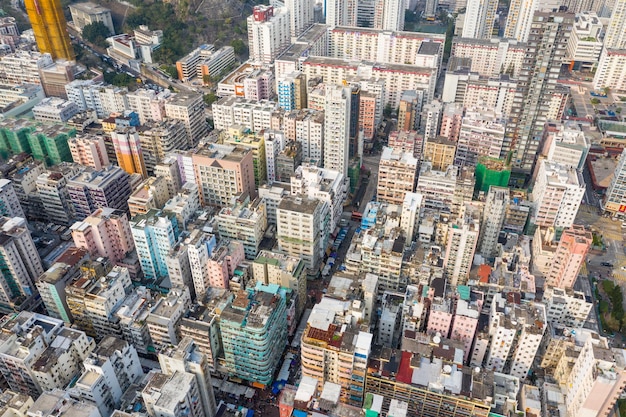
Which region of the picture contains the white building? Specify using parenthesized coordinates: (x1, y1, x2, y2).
(531, 160, 585, 228)
(567, 12, 603, 70)
(158, 338, 217, 417)
(69, 2, 114, 34)
(462, 0, 498, 39)
(603, 0, 626, 49)
(542, 121, 591, 171)
(421, 100, 442, 141)
(283, 109, 324, 166)
(291, 164, 346, 228)
(264, 130, 286, 184)
(76, 336, 143, 417)
(277, 196, 326, 270)
(328, 27, 444, 67)
(400, 192, 422, 243)
(374, 0, 404, 31)
(247, 5, 291, 64)
(543, 286, 593, 328)
(212, 96, 278, 131)
(214, 196, 267, 259)
(593, 48, 626, 92)
(146, 286, 191, 350)
(32, 97, 80, 123)
(323, 85, 351, 178)
(443, 208, 480, 286)
(503, 0, 537, 41)
(282, 0, 314, 38)
(142, 370, 207, 417)
(451, 38, 526, 77)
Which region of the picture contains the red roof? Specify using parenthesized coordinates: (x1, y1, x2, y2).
(477, 264, 491, 283)
(396, 351, 414, 384)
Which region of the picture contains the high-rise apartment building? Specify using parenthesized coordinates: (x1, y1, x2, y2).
(277, 196, 326, 270)
(277, 71, 307, 111)
(604, 0, 626, 49)
(377, 147, 418, 205)
(301, 291, 373, 406)
(71, 208, 135, 264)
(130, 209, 180, 282)
(455, 109, 506, 166)
(462, 0, 499, 39)
(479, 186, 509, 257)
(373, 0, 404, 31)
(253, 250, 307, 319)
(24, 0, 75, 60)
(113, 286, 154, 355)
(593, 49, 626, 103)
(531, 160, 585, 228)
(397, 91, 420, 131)
(545, 225, 592, 289)
(76, 336, 143, 417)
(215, 196, 267, 260)
(164, 93, 208, 148)
(158, 338, 217, 417)
(511, 12, 573, 174)
(0, 217, 43, 312)
(543, 286, 593, 327)
(110, 128, 147, 178)
(36, 169, 77, 226)
(142, 370, 208, 417)
(68, 134, 110, 170)
(67, 166, 132, 220)
(283, 109, 324, 166)
(323, 85, 351, 178)
(247, 6, 291, 64)
(191, 144, 256, 207)
(65, 265, 131, 340)
(504, 0, 538, 41)
(37, 247, 90, 323)
(220, 285, 288, 386)
(423, 136, 456, 171)
(0, 180, 24, 218)
(281, 0, 314, 37)
(443, 206, 480, 286)
(147, 286, 191, 349)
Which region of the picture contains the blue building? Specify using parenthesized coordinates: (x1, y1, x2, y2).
(130, 209, 180, 282)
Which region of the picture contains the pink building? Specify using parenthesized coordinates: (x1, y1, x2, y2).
(427, 298, 452, 337)
(450, 299, 480, 363)
(546, 225, 593, 289)
(439, 103, 464, 142)
(244, 69, 274, 101)
(71, 207, 134, 263)
(68, 135, 110, 170)
(207, 241, 245, 288)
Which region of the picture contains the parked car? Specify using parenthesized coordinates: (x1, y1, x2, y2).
(601, 262, 614, 267)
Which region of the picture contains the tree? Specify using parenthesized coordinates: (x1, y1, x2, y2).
(162, 65, 179, 79)
(230, 39, 246, 56)
(590, 98, 600, 105)
(203, 74, 212, 86)
(82, 21, 111, 48)
(203, 93, 218, 106)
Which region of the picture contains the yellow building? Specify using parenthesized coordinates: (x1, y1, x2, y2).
(25, 0, 75, 60)
(110, 128, 147, 178)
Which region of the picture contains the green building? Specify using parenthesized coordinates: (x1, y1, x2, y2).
(475, 156, 511, 194)
(219, 282, 288, 386)
(26, 123, 75, 166)
(0, 118, 33, 158)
